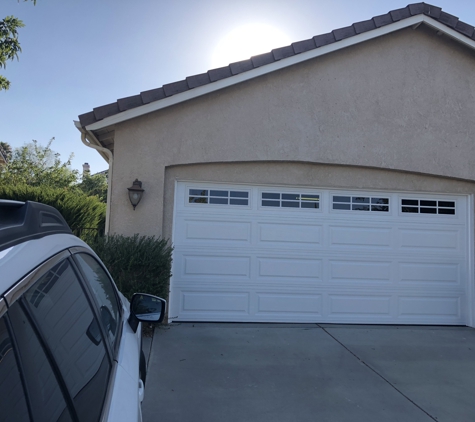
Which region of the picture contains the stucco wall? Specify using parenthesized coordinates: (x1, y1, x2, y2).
(109, 25, 475, 237)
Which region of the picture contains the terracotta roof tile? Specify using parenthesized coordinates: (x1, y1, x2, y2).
(117, 95, 143, 112)
(292, 38, 316, 54)
(78, 111, 97, 127)
(93, 103, 120, 121)
(438, 11, 459, 28)
(79, 3, 475, 127)
(455, 20, 474, 38)
(333, 25, 356, 41)
(426, 5, 442, 19)
(186, 73, 211, 89)
(390, 7, 412, 21)
(141, 88, 166, 104)
(230, 59, 254, 75)
(251, 52, 275, 67)
(208, 66, 233, 82)
(163, 80, 189, 97)
(408, 3, 428, 15)
(353, 20, 376, 34)
(272, 45, 295, 60)
(313, 32, 335, 47)
(373, 13, 394, 28)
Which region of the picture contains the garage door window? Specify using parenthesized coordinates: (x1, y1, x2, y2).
(189, 189, 249, 206)
(333, 196, 389, 212)
(401, 199, 455, 215)
(261, 193, 320, 209)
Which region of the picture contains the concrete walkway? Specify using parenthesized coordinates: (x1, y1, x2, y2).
(142, 323, 475, 422)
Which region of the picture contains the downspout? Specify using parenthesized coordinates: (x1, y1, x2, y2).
(74, 121, 113, 235)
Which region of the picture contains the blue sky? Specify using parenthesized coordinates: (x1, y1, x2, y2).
(1, 0, 475, 174)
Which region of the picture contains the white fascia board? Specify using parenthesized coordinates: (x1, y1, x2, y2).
(86, 15, 475, 132)
(419, 15, 475, 48)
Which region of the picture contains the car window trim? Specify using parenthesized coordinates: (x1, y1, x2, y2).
(69, 255, 117, 361)
(0, 298, 6, 319)
(70, 247, 124, 357)
(69, 247, 123, 321)
(99, 359, 119, 422)
(69, 252, 124, 422)
(4, 249, 71, 308)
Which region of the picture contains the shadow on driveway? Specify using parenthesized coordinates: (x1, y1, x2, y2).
(142, 323, 475, 422)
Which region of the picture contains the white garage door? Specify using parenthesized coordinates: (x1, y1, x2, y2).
(170, 182, 470, 325)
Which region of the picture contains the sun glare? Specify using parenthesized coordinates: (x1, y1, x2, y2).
(211, 23, 291, 69)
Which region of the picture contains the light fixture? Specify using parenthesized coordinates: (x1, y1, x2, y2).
(127, 179, 144, 210)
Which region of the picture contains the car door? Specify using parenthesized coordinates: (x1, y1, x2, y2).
(71, 248, 144, 422)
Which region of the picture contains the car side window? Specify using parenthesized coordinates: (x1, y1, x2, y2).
(74, 253, 121, 352)
(8, 303, 73, 422)
(0, 316, 31, 422)
(21, 258, 111, 422)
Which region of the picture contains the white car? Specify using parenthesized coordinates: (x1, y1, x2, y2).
(0, 200, 166, 422)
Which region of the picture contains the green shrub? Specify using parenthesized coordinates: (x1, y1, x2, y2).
(0, 184, 106, 238)
(86, 234, 173, 301)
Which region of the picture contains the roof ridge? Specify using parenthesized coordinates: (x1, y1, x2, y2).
(79, 2, 474, 127)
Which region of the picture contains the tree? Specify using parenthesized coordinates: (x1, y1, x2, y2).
(78, 172, 108, 202)
(0, 1, 36, 91)
(0, 138, 79, 188)
(0, 141, 12, 163)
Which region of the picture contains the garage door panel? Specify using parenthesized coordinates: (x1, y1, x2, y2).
(258, 223, 322, 247)
(329, 260, 392, 283)
(176, 219, 252, 244)
(398, 262, 461, 285)
(398, 296, 462, 319)
(256, 293, 322, 315)
(181, 291, 250, 314)
(258, 257, 322, 280)
(328, 294, 392, 316)
(182, 255, 251, 278)
(398, 228, 461, 252)
(329, 226, 392, 249)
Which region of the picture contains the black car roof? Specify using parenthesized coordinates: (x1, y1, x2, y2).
(0, 200, 72, 252)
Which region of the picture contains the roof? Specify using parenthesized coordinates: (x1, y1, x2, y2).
(0, 200, 72, 252)
(77, 3, 475, 133)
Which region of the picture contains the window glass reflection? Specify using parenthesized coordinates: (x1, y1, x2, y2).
(23, 259, 110, 422)
(74, 254, 120, 351)
(9, 303, 72, 422)
(0, 317, 31, 422)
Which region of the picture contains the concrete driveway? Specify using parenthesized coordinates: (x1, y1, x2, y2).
(142, 323, 475, 422)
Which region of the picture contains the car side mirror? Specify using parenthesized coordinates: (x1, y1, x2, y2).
(128, 293, 167, 333)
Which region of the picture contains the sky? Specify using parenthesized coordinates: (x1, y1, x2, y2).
(1, 0, 475, 174)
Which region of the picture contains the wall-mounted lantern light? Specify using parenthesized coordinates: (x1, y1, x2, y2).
(127, 179, 144, 210)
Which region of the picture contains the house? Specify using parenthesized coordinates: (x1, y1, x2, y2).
(75, 3, 475, 327)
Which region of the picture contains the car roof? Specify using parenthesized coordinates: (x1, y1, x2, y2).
(0, 233, 90, 296)
(0, 200, 72, 252)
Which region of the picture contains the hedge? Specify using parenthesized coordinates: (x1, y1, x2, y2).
(86, 234, 173, 301)
(0, 184, 106, 237)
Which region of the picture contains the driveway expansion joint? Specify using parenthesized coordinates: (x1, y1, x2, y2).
(317, 325, 438, 422)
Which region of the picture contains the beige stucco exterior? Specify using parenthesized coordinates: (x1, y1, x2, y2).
(107, 24, 475, 238)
